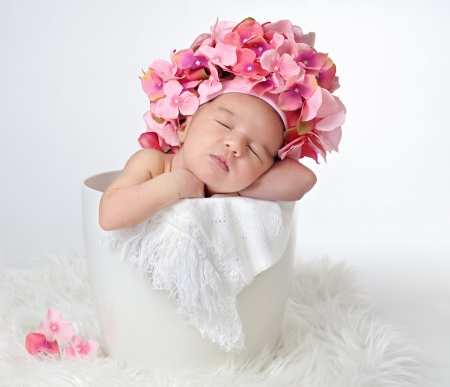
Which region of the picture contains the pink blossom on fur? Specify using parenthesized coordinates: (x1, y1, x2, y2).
(38, 308, 74, 342)
(25, 332, 60, 356)
(63, 335, 99, 359)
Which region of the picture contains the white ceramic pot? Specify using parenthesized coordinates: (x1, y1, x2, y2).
(82, 171, 296, 372)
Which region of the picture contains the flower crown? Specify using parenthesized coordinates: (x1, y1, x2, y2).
(138, 17, 346, 163)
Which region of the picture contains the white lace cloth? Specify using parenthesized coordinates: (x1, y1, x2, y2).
(101, 197, 295, 352)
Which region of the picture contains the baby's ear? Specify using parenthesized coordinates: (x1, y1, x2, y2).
(177, 116, 192, 144)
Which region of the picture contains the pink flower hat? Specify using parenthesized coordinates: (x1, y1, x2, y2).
(139, 17, 346, 163)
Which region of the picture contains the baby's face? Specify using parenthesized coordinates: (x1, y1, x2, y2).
(174, 93, 284, 195)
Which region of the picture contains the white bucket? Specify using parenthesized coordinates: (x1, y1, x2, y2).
(81, 171, 296, 372)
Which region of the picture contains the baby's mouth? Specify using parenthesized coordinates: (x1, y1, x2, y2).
(210, 155, 229, 172)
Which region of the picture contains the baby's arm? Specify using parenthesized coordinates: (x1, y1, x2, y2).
(238, 158, 317, 201)
(99, 149, 204, 230)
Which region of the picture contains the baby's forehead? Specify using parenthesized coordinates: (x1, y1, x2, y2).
(207, 93, 284, 125)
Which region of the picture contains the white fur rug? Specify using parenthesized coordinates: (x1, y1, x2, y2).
(0, 254, 430, 387)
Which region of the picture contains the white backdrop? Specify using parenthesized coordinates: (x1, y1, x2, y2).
(1, 0, 449, 381)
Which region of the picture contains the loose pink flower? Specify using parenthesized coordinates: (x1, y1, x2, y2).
(25, 332, 60, 356)
(154, 80, 199, 120)
(38, 308, 74, 342)
(63, 335, 99, 359)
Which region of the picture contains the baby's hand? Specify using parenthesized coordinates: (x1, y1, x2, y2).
(172, 169, 205, 199)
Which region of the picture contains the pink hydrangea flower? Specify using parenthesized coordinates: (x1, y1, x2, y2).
(38, 308, 75, 342)
(172, 49, 208, 70)
(196, 43, 237, 68)
(223, 18, 264, 47)
(63, 335, 99, 359)
(260, 49, 302, 86)
(232, 48, 265, 79)
(154, 80, 199, 120)
(138, 17, 346, 163)
(277, 74, 318, 112)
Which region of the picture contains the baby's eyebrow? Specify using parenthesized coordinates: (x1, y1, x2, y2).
(216, 106, 235, 116)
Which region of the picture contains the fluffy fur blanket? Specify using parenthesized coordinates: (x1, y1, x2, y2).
(0, 254, 429, 387)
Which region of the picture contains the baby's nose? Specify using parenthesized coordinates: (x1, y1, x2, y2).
(224, 132, 246, 157)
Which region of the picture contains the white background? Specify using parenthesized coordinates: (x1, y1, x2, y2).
(1, 0, 449, 383)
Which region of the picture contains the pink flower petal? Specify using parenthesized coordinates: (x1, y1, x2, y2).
(215, 43, 237, 66)
(302, 87, 322, 121)
(236, 19, 264, 43)
(268, 32, 285, 50)
(63, 344, 77, 359)
(163, 80, 183, 98)
(178, 91, 199, 116)
(155, 96, 179, 120)
(315, 109, 346, 132)
(278, 53, 301, 80)
(38, 320, 56, 342)
(260, 49, 278, 72)
(316, 89, 339, 117)
(57, 320, 75, 341)
(149, 59, 176, 81)
(263, 19, 295, 40)
(211, 19, 237, 44)
(81, 340, 100, 356)
(278, 90, 303, 111)
(173, 49, 195, 69)
(138, 132, 162, 150)
(190, 32, 212, 49)
(25, 333, 60, 355)
(162, 123, 180, 147)
(318, 126, 342, 151)
(46, 308, 62, 323)
(141, 70, 165, 101)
